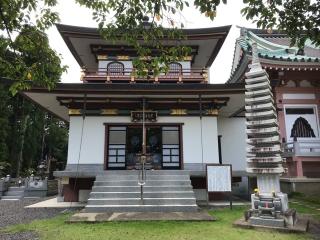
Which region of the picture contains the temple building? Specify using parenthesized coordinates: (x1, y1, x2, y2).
(21, 24, 251, 207)
(228, 28, 320, 191)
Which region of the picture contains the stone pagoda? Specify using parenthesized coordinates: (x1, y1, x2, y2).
(245, 42, 291, 227)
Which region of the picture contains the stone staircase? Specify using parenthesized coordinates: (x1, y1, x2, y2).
(84, 170, 198, 212)
(1, 186, 25, 200)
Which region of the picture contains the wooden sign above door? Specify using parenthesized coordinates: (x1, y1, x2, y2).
(131, 111, 157, 122)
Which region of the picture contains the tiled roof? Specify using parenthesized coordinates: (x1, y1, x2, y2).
(264, 37, 320, 58)
(240, 30, 320, 62)
(227, 28, 320, 83)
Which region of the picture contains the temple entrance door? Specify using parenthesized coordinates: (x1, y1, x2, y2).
(146, 127, 162, 169)
(126, 126, 162, 169)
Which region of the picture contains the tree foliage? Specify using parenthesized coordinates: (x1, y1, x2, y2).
(75, 0, 320, 75)
(1, 0, 319, 89)
(0, 0, 67, 94)
(0, 83, 68, 177)
(242, 0, 320, 49)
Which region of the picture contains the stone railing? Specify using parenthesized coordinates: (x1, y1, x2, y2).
(283, 139, 320, 157)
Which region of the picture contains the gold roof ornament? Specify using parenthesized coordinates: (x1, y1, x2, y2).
(206, 109, 219, 116)
(101, 109, 118, 115)
(117, 55, 129, 60)
(97, 55, 108, 60)
(171, 109, 187, 115)
(68, 109, 81, 115)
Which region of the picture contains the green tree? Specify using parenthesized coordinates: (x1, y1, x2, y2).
(75, 0, 320, 75)
(1, 1, 319, 92)
(0, 84, 10, 175)
(0, 0, 66, 94)
(242, 0, 320, 49)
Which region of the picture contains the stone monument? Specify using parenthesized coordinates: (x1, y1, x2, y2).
(245, 42, 293, 227)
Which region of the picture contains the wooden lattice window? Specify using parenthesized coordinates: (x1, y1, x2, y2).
(107, 62, 124, 76)
(290, 117, 316, 138)
(168, 62, 182, 75)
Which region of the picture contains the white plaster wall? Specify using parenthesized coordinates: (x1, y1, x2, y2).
(217, 117, 247, 171)
(67, 116, 219, 166)
(67, 116, 130, 165)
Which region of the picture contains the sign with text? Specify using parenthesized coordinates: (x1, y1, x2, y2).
(206, 164, 232, 192)
(131, 111, 157, 122)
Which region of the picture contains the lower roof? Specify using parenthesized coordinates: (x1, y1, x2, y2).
(21, 82, 245, 122)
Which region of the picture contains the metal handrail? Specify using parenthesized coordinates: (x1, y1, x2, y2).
(138, 159, 147, 203)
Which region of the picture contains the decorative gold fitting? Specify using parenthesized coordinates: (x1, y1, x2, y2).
(69, 109, 81, 115)
(97, 55, 108, 60)
(202, 68, 208, 82)
(171, 109, 187, 115)
(117, 55, 129, 60)
(101, 109, 118, 115)
(206, 109, 219, 116)
(80, 67, 86, 81)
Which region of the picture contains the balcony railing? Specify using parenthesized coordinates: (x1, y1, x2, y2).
(283, 139, 320, 157)
(80, 68, 208, 83)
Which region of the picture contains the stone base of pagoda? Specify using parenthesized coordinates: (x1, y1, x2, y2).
(250, 192, 289, 213)
(249, 216, 285, 228)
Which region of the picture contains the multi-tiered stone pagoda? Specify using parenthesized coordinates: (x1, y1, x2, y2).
(245, 42, 291, 227)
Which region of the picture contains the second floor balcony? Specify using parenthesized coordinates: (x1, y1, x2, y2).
(80, 67, 209, 84)
(283, 139, 320, 157)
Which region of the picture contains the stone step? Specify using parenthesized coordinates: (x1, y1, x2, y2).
(93, 180, 191, 187)
(84, 204, 199, 212)
(89, 191, 195, 199)
(98, 170, 190, 176)
(95, 174, 190, 181)
(85, 170, 197, 213)
(8, 186, 25, 191)
(87, 198, 196, 205)
(92, 185, 193, 192)
(1, 196, 23, 200)
(4, 191, 24, 196)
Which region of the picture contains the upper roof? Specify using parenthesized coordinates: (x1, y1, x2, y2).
(56, 24, 231, 69)
(228, 28, 320, 83)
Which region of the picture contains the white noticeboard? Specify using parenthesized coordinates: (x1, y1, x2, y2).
(207, 165, 232, 192)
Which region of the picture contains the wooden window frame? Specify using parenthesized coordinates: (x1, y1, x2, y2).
(107, 61, 124, 76)
(168, 62, 182, 76)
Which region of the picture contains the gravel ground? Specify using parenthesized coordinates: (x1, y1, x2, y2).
(0, 198, 67, 228)
(0, 231, 39, 240)
(0, 198, 71, 240)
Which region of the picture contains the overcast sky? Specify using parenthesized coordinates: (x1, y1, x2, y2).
(47, 1, 256, 84)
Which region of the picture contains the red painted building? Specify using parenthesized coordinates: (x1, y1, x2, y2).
(229, 28, 320, 180)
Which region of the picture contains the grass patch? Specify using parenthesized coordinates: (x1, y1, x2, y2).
(290, 197, 320, 221)
(2, 206, 313, 240)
